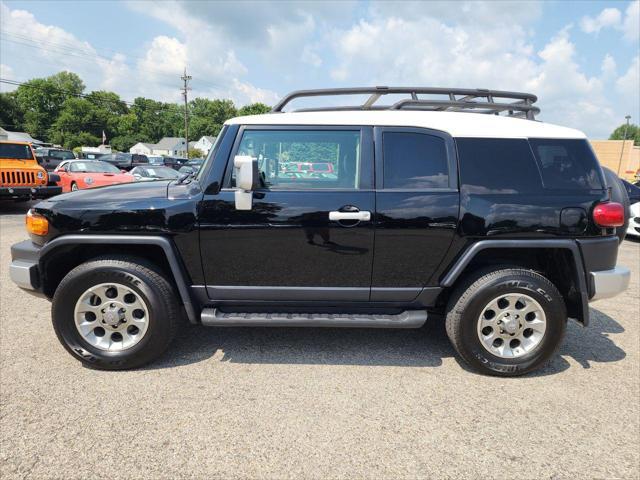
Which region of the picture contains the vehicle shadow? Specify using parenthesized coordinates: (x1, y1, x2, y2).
(146, 308, 626, 375)
(0, 200, 38, 215)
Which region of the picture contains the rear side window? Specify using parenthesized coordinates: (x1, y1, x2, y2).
(529, 139, 603, 190)
(456, 138, 542, 193)
(382, 132, 449, 189)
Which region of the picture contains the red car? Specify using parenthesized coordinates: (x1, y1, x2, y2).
(54, 160, 134, 192)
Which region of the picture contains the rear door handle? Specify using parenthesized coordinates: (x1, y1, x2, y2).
(329, 211, 371, 221)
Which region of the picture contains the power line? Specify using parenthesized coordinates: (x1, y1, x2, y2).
(1, 31, 226, 92)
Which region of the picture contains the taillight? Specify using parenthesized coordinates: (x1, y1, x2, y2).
(593, 202, 624, 227)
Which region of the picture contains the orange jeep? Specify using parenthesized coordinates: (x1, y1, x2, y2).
(0, 140, 62, 201)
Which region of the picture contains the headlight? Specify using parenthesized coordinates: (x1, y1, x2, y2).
(36, 171, 45, 180)
(84, 177, 94, 184)
(26, 210, 49, 236)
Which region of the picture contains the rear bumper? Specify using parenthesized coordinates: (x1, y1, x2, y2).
(589, 266, 631, 302)
(0, 185, 62, 199)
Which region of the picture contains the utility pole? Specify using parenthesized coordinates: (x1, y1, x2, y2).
(617, 115, 631, 176)
(181, 67, 192, 158)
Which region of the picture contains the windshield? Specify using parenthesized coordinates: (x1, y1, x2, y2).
(50, 150, 75, 160)
(69, 161, 121, 173)
(144, 167, 180, 179)
(0, 143, 34, 160)
(148, 156, 164, 165)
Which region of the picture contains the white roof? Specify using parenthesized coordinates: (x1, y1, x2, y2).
(226, 111, 586, 139)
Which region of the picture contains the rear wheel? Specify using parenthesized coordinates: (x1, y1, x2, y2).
(445, 268, 566, 376)
(52, 257, 180, 370)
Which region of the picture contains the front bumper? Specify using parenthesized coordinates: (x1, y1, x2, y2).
(0, 185, 62, 200)
(9, 240, 42, 293)
(589, 266, 631, 301)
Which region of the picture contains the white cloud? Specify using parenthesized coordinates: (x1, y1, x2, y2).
(580, 2, 639, 42)
(622, 1, 640, 41)
(328, 14, 631, 137)
(616, 56, 639, 95)
(580, 8, 622, 34)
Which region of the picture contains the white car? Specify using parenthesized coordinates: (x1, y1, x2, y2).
(622, 180, 640, 238)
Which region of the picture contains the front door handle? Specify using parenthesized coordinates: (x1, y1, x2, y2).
(329, 211, 371, 221)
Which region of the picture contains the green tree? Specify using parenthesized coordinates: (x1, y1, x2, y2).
(188, 148, 204, 159)
(14, 71, 85, 141)
(131, 97, 182, 142)
(237, 103, 271, 116)
(0, 91, 23, 130)
(49, 97, 103, 149)
(610, 123, 640, 146)
(188, 98, 237, 139)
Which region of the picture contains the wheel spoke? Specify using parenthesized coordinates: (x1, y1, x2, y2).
(74, 282, 150, 352)
(477, 292, 547, 360)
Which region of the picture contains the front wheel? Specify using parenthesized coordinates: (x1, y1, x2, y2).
(71, 182, 78, 191)
(52, 257, 181, 370)
(445, 268, 566, 376)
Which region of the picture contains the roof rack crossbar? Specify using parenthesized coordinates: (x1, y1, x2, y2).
(271, 86, 539, 119)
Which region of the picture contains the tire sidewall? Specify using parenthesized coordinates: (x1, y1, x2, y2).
(52, 263, 171, 369)
(457, 273, 566, 375)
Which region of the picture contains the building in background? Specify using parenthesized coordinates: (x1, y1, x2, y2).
(129, 142, 155, 155)
(192, 136, 217, 156)
(0, 127, 44, 146)
(590, 140, 639, 181)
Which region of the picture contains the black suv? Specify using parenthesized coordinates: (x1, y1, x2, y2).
(34, 148, 76, 171)
(9, 87, 631, 376)
(99, 152, 149, 170)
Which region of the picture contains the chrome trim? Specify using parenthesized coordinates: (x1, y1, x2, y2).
(590, 266, 631, 301)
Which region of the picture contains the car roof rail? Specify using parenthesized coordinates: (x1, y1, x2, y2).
(271, 86, 540, 120)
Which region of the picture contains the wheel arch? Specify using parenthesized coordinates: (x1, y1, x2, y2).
(39, 235, 198, 324)
(440, 239, 590, 325)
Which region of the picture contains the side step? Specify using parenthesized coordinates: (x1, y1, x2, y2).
(201, 308, 428, 329)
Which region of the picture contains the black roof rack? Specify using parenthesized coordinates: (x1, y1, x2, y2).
(271, 86, 540, 120)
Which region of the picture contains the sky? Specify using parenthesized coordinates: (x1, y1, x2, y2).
(0, 0, 638, 138)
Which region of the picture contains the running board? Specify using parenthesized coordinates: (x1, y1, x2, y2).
(200, 308, 428, 328)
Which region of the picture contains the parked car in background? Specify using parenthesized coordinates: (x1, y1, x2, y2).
(622, 179, 640, 238)
(34, 147, 76, 171)
(130, 165, 180, 181)
(178, 158, 204, 175)
(99, 153, 149, 171)
(147, 155, 186, 170)
(54, 160, 134, 192)
(77, 151, 105, 160)
(1, 140, 61, 200)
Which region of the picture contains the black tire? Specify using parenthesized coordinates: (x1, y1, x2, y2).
(602, 167, 630, 243)
(52, 256, 180, 370)
(445, 268, 567, 377)
(71, 182, 78, 191)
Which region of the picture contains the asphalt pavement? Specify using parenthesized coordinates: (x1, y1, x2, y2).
(1, 202, 639, 479)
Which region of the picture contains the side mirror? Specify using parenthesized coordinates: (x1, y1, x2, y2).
(234, 155, 258, 210)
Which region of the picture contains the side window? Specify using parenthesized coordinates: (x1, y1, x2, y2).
(529, 139, 603, 190)
(382, 132, 449, 189)
(231, 129, 361, 189)
(456, 138, 542, 193)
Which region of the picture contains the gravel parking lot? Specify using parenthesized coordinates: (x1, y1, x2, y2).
(1, 202, 639, 479)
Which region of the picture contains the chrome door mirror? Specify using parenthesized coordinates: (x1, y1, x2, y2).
(234, 155, 258, 210)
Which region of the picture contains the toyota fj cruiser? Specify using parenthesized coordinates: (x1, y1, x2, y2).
(9, 87, 631, 376)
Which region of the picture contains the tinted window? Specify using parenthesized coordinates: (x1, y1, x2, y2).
(49, 150, 75, 160)
(457, 138, 542, 193)
(622, 179, 640, 204)
(231, 130, 361, 189)
(383, 132, 448, 189)
(529, 139, 603, 190)
(0, 143, 33, 160)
